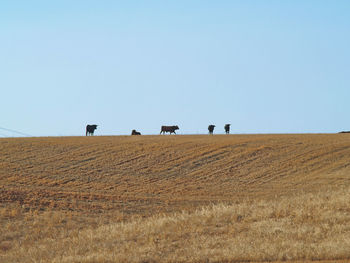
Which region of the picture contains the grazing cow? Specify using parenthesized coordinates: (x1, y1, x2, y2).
(208, 125, 215, 135)
(86, 124, 98, 136)
(339, 131, 350, 133)
(224, 124, 231, 134)
(131, 129, 141, 135)
(160, 125, 179, 134)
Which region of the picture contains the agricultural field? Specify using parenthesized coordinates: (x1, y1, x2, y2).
(1, 134, 350, 262)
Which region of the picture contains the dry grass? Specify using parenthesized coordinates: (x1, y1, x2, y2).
(2, 186, 350, 262)
(1, 134, 350, 262)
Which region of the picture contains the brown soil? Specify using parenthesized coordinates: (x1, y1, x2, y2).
(1, 134, 350, 262)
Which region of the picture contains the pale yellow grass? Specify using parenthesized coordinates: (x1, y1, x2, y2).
(2, 185, 350, 263)
(2, 134, 350, 262)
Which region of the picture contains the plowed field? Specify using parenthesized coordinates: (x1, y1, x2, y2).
(1, 134, 350, 262)
(2, 134, 350, 215)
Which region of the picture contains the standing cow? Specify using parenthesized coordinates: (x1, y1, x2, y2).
(86, 124, 98, 136)
(224, 124, 231, 134)
(160, 125, 179, 134)
(208, 125, 215, 135)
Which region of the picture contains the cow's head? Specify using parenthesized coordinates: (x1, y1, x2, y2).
(174, 125, 179, 130)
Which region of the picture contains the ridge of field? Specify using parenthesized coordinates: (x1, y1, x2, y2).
(1, 134, 350, 215)
(1, 134, 350, 262)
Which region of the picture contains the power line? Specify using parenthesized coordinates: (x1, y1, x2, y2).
(0, 126, 32, 137)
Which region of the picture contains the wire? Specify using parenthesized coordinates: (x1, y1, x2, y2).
(0, 126, 32, 137)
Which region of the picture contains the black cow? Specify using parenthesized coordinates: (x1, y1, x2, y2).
(86, 124, 98, 136)
(208, 125, 215, 135)
(160, 125, 179, 134)
(131, 129, 141, 135)
(224, 124, 231, 134)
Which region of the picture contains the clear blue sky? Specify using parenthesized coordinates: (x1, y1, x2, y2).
(1, 1, 349, 136)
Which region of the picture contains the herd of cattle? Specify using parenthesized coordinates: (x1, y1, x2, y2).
(86, 124, 231, 136)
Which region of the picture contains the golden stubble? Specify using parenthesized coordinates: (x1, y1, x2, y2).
(2, 186, 350, 262)
(1, 134, 350, 262)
